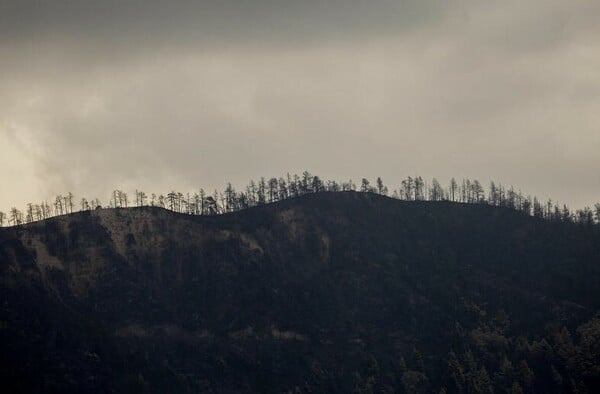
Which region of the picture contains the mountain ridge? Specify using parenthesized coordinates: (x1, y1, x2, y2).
(1, 191, 599, 393)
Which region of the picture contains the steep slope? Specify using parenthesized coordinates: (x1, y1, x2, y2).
(1, 192, 599, 393)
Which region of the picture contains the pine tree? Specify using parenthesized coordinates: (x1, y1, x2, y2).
(361, 178, 372, 193)
(475, 366, 493, 394)
(376, 177, 388, 195)
(518, 360, 534, 389)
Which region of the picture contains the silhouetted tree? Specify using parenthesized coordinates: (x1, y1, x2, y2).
(327, 180, 340, 192)
(26, 203, 34, 223)
(413, 176, 425, 200)
(489, 182, 498, 206)
(213, 190, 221, 214)
(361, 178, 372, 193)
(471, 180, 484, 203)
(10, 207, 23, 226)
(112, 190, 121, 208)
(166, 192, 178, 211)
(430, 178, 444, 201)
(401, 177, 414, 200)
(40, 202, 51, 219)
(576, 207, 594, 225)
(204, 195, 218, 215)
(192, 193, 201, 215)
(135, 190, 147, 206)
(66, 192, 74, 213)
(199, 189, 206, 214)
(533, 197, 544, 218)
(157, 194, 165, 208)
(224, 183, 237, 212)
(449, 178, 458, 202)
(278, 177, 288, 200)
(301, 171, 313, 194)
(376, 177, 388, 195)
(268, 178, 278, 203)
(54, 195, 64, 215)
(257, 178, 267, 205)
(342, 179, 356, 191)
(237, 192, 249, 210)
(312, 175, 324, 193)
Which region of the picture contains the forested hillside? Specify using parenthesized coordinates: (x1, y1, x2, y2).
(1, 192, 599, 393)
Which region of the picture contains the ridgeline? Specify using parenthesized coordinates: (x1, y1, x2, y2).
(1, 192, 599, 393)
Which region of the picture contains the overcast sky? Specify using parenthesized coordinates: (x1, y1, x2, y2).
(1, 0, 599, 210)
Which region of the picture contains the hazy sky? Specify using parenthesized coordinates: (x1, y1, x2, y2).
(1, 0, 599, 210)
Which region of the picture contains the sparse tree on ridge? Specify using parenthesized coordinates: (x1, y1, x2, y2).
(92, 199, 102, 210)
(449, 178, 458, 202)
(157, 194, 165, 208)
(66, 192, 74, 213)
(533, 197, 544, 218)
(376, 177, 388, 196)
(472, 180, 484, 203)
(429, 178, 444, 201)
(237, 192, 249, 210)
(414, 176, 425, 200)
(401, 177, 414, 200)
(257, 178, 267, 205)
(278, 177, 288, 200)
(312, 175, 324, 193)
(135, 190, 147, 207)
(192, 193, 201, 215)
(40, 202, 50, 219)
(199, 188, 206, 215)
(246, 181, 257, 206)
(327, 180, 340, 192)
(10, 207, 23, 226)
(577, 207, 594, 225)
(521, 196, 531, 216)
(55, 195, 64, 215)
(224, 183, 237, 212)
(301, 171, 313, 194)
(204, 195, 218, 215)
(342, 179, 356, 191)
(361, 178, 372, 193)
(112, 190, 122, 208)
(213, 190, 221, 214)
(166, 192, 178, 211)
(26, 203, 34, 223)
(489, 181, 498, 206)
(268, 178, 278, 203)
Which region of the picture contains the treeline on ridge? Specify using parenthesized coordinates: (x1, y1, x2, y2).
(1, 172, 599, 227)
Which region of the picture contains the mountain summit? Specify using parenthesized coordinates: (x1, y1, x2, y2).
(1, 192, 599, 393)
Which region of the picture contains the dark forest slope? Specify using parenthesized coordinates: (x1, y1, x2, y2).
(1, 192, 599, 393)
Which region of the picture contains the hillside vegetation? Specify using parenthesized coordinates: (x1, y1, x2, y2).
(1, 192, 599, 393)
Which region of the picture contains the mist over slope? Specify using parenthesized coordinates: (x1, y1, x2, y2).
(1, 192, 599, 393)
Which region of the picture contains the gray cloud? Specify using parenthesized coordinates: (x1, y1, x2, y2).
(1, 0, 599, 210)
(0, 1, 452, 49)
